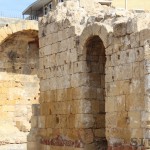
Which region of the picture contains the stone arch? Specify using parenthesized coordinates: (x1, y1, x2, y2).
(78, 23, 113, 54)
(0, 20, 38, 44)
(77, 23, 112, 149)
(0, 20, 39, 148)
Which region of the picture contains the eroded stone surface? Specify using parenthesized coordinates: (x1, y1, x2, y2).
(0, 20, 39, 149)
(28, 0, 150, 149)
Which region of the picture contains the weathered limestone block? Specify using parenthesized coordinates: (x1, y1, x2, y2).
(75, 114, 95, 128)
(72, 86, 97, 100)
(113, 19, 127, 37)
(46, 22, 58, 35)
(32, 104, 40, 116)
(130, 32, 140, 48)
(127, 17, 136, 34)
(128, 111, 141, 128)
(31, 116, 38, 128)
(38, 116, 46, 129)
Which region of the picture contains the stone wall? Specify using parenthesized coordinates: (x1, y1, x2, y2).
(0, 21, 39, 150)
(28, 1, 150, 150)
(0, 17, 23, 28)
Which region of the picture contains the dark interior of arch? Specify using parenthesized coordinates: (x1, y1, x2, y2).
(0, 30, 39, 75)
(86, 35, 107, 149)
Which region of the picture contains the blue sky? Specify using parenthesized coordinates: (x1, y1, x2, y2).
(0, 0, 35, 18)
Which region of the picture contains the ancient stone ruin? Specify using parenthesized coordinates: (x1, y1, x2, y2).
(26, 0, 150, 149)
(1, 0, 150, 150)
(0, 20, 39, 150)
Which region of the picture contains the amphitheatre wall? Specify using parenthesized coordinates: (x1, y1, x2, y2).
(28, 1, 150, 149)
(0, 20, 39, 150)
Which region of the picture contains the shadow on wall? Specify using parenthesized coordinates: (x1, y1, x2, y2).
(0, 30, 40, 147)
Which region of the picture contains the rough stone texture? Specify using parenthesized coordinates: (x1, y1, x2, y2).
(0, 17, 24, 28)
(0, 20, 39, 149)
(28, 0, 150, 150)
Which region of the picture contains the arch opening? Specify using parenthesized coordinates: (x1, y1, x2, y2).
(0, 29, 40, 149)
(85, 35, 107, 149)
(0, 30, 39, 74)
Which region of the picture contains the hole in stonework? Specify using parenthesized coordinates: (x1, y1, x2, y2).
(118, 55, 120, 60)
(19, 67, 22, 69)
(49, 109, 52, 115)
(42, 30, 46, 37)
(126, 52, 129, 57)
(129, 79, 132, 84)
(34, 97, 36, 100)
(112, 76, 114, 80)
(56, 116, 59, 124)
(137, 50, 140, 55)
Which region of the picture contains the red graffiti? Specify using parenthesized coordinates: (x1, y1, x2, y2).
(40, 135, 84, 148)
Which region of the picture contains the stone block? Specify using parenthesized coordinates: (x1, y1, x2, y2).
(51, 42, 58, 54)
(113, 20, 127, 37)
(68, 37, 76, 50)
(73, 61, 91, 73)
(135, 47, 144, 62)
(127, 18, 136, 34)
(32, 104, 40, 116)
(130, 32, 140, 48)
(128, 111, 141, 128)
(38, 116, 46, 129)
(126, 94, 144, 111)
(132, 62, 140, 78)
(31, 116, 38, 128)
(72, 86, 97, 100)
(58, 30, 63, 41)
(75, 114, 95, 128)
(49, 54, 56, 67)
(106, 112, 117, 128)
(46, 22, 58, 35)
(46, 115, 54, 128)
(71, 73, 89, 87)
(66, 114, 75, 128)
(105, 96, 115, 112)
(126, 49, 136, 63)
(52, 32, 58, 44)
(94, 114, 105, 128)
(94, 129, 105, 138)
(73, 100, 92, 114)
(78, 129, 94, 144)
(43, 45, 52, 56)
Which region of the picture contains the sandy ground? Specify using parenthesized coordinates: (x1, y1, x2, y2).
(0, 144, 26, 150)
(0, 123, 28, 150)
